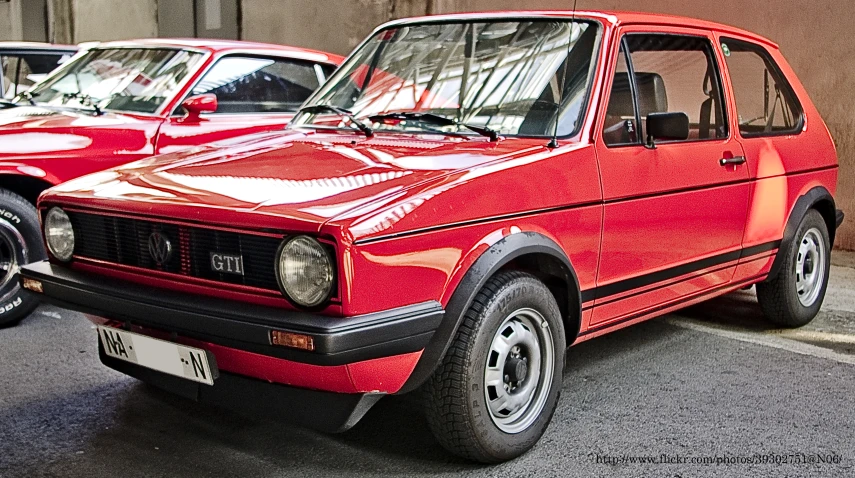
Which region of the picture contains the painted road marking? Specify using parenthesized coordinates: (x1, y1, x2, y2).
(770, 329, 855, 344)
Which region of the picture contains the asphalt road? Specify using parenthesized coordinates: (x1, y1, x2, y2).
(2, 261, 855, 477)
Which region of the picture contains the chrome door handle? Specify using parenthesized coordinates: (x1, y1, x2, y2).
(719, 156, 746, 166)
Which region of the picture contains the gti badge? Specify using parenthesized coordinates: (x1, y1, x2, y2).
(148, 232, 173, 265)
(210, 253, 244, 275)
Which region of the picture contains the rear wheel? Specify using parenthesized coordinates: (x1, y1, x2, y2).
(0, 189, 45, 327)
(424, 271, 565, 463)
(757, 209, 830, 327)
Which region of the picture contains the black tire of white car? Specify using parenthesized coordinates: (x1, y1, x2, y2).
(0, 189, 46, 327)
(757, 209, 831, 328)
(424, 271, 565, 463)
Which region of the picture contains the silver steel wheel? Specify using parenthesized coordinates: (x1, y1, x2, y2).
(795, 227, 826, 307)
(0, 218, 27, 302)
(483, 308, 555, 434)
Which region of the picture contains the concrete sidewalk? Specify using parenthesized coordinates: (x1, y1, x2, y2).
(832, 249, 855, 268)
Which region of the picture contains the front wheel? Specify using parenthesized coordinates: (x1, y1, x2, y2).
(423, 271, 565, 463)
(757, 209, 831, 327)
(0, 189, 45, 327)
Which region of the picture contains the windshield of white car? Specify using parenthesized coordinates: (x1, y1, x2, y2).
(22, 47, 203, 114)
(292, 19, 600, 138)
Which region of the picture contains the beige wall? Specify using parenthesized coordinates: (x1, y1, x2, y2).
(72, 0, 157, 42)
(0, 0, 23, 41)
(241, 0, 854, 249)
(242, 0, 392, 54)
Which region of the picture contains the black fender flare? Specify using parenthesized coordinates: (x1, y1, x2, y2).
(397, 231, 581, 394)
(766, 186, 836, 281)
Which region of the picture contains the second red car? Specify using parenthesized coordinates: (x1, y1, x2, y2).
(0, 39, 342, 326)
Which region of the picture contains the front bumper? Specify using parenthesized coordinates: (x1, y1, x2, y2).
(22, 260, 445, 398)
(21, 261, 443, 367)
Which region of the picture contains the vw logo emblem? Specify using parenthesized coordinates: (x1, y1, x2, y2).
(148, 232, 173, 265)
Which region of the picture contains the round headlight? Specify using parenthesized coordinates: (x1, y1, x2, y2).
(277, 236, 334, 308)
(44, 207, 75, 262)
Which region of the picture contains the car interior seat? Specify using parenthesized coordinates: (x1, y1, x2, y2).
(602, 72, 667, 145)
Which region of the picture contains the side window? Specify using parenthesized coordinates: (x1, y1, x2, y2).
(624, 34, 728, 142)
(320, 63, 338, 82)
(1, 54, 66, 98)
(14, 56, 36, 94)
(190, 56, 321, 114)
(603, 42, 640, 146)
(1, 56, 13, 98)
(721, 38, 802, 136)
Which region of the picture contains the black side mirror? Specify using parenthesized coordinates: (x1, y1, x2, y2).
(646, 112, 689, 149)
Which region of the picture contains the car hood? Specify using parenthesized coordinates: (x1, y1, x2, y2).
(43, 129, 550, 234)
(0, 105, 159, 163)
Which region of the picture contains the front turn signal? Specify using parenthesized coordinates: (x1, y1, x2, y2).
(22, 278, 43, 293)
(271, 330, 315, 351)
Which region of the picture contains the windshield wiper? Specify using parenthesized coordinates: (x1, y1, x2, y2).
(2, 91, 38, 108)
(20, 91, 37, 106)
(61, 92, 103, 115)
(296, 105, 374, 138)
(366, 112, 499, 142)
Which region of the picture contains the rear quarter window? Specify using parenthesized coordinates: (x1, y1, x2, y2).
(721, 38, 803, 136)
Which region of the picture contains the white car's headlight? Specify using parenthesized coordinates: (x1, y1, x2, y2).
(276, 236, 334, 307)
(44, 207, 75, 261)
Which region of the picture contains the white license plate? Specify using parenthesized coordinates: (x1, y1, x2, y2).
(98, 326, 216, 385)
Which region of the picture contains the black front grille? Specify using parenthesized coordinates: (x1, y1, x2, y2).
(68, 211, 282, 291)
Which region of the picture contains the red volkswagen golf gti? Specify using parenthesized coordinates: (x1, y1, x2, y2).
(0, 39, 342, 326)
(21, 12, 844, 462)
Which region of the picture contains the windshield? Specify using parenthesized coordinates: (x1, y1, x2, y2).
(23, 48, 203, 114)
(293, 19, 599, 137)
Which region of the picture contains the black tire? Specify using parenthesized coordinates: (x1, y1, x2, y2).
(757, 209, 831, 328)
(424, 271, 566, 463)
(0, 188, 46, 327)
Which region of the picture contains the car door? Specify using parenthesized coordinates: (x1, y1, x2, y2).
(590, 27, 749, 328)
(156, 55, 330, 154)
(716, 35, 811, 282)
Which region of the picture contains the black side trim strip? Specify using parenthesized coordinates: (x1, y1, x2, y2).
(592, 262, 735, 308)
(739, 240, 782, 259)
(580, 240, 780, 302)
(581, 289, 596, 303)
(593, 249, 741, 300)
(579, 273, 767, 337)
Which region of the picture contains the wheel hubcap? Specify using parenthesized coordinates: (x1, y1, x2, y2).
(0, 218, 27, 302)
(483, 308, 555, 434)
(795, 227, 826, 307)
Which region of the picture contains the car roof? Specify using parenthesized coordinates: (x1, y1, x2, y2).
(380, 10, 778, 48)
(89, 38, 345, 65)
(0, 41, 79, 53)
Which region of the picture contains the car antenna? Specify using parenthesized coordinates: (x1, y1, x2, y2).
(548, 0, 579, 149)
